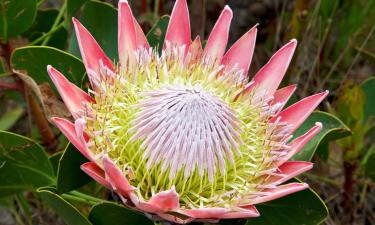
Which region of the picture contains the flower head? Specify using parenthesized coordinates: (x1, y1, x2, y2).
(48, 0, 328, 223)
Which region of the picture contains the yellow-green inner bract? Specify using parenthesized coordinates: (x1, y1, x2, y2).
(85, 47, 281, 208)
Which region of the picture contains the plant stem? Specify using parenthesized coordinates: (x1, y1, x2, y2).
(28, 23, 65, 46)
(62, 194, 98, 205)
(11, 211, 26, 225)
(1, 41, 57, 149)
(0, 72, 12, 77)
(303, 10, 332, 95)
(70, 190, 108, 203)
(0, 1, 8, 42)
(304, 173, 340, 187)
(344, 24, 375, 80)
(342, 161, 356, 224)
(15, 194, 32, 225)
(37, 0, 47, 7)
(25, 88, 57, 149)
(288, 0, 310, 40)
(62, 190, 112, 206)
(354, 46, 375, 60)
(10, 198, 26, 225)
(41, 1, 67, 46)
(359, 181, 368, 205)
(334, 23, 375, 95)
(153, 0, 160, 21)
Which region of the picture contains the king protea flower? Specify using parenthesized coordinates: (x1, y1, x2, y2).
(48, 0, 328, 223)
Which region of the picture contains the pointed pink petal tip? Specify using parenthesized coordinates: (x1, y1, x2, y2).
(47, 65, 94, 119)
(250, 182, 309, 205)
(267, 161, 313, 185)
(315, 121, 323, 129)
(279, 161, 314, 174)
(274, 90, 328, 132)
(117, 0, 149, 50)
(72, 17, 78, 24)
(72, 17, 114, 90)
(271, 84, 297, 106)
(223, 5, 233, 14)
(277, 122, 322, 165)
(164, 0, 191, 49)
(50, 117, 94, 162)
(222, 24, 257, 73)
(253, 39, 298, 97)
(118, 0, 138, 66)
(203, 5, 233, 62)
(192, 35, 202, 48)
(72, 19, 114, 67)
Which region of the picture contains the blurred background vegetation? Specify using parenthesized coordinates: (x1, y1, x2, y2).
(0, 0, 375, 224)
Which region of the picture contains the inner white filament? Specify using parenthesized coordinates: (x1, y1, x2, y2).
(130, 84, 243, 181)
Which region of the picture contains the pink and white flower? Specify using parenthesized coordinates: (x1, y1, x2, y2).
(48, 0, 328, 223)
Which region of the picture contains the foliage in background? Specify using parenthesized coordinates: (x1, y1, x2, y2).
(0, 0, 374, 224)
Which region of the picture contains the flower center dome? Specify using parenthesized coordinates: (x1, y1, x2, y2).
(84, 47, 288, 208)
(130, 84, 243, 181)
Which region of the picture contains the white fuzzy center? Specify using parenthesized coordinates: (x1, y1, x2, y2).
(130, 84, 243, 181)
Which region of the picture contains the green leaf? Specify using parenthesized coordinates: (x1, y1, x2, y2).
(363, 144, 375, 181)
(146, 15, 170, 53)
(67, 0, 89, 18)
(284, 94, 298, 108)
(89, 202, 153, 225)
(336, 83, 366, 125)
(292, 111, 351, 161)
(0, 131, 55, 197)
(244, 187, 328, 225)
(0, 0, 38, 41)
(23, 9, 68, 49)
(331, 1, 375, 58)
(49, 151, 63, 176)
(319, 0, 339, 19)
(361, 77, 375, 121)
(45, 26, 68, 50)
(365, 154, 375, 182)
(57, 144, 91, 194)
(0, 196, 12, 208)
(0, 105, 24, 130)
(11, 46, 86, 94)
(316, 143, 330, 161)
(68, 1, 117, 60)
(0, 57, 9, 75)
(38, 187, 92, 225)
(23, 9, 58, 36)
